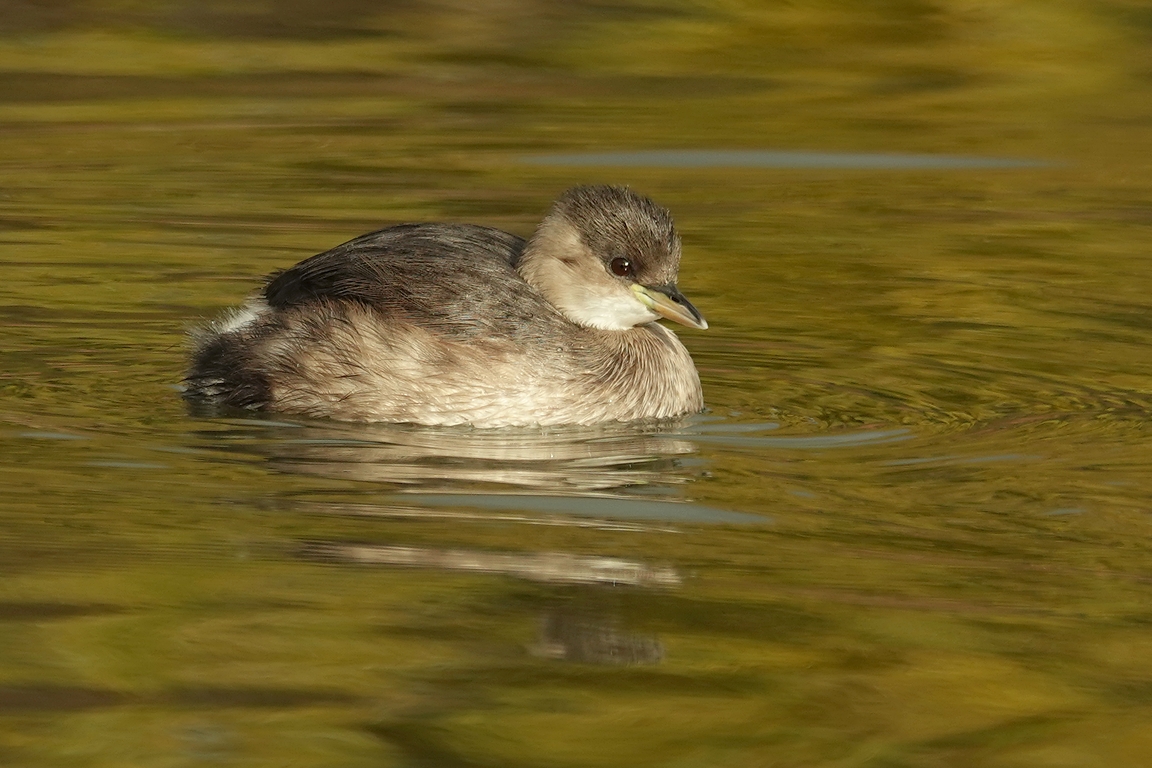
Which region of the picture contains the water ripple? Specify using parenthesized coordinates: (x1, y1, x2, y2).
(523, 149, 1053, 170)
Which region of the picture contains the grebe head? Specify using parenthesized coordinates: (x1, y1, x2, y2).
(517, 185, 707, 331)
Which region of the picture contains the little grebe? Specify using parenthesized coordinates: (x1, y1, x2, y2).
(185, 185, 707, 427)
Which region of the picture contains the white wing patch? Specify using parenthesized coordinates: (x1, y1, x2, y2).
(215, 298, 270, 335)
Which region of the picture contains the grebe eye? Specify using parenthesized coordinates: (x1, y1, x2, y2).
(610, 257, 633, 277)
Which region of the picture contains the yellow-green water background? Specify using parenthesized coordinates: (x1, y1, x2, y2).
(3, 1, 1152, 765)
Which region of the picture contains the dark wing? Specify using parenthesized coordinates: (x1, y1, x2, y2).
(264, 223, 525, 307)
(262, 223, 563, 340)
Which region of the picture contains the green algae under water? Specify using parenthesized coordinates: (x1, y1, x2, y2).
(2, 2, 1152, 766)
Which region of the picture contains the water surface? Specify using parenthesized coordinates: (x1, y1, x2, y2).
(2, 2, 1152, 766)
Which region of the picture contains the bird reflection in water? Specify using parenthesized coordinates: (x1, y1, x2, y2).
(194, 416, 702, 497)
(193, 417, 717, 670)
(302, 541, 673, 667)
(533, 610, 664, 666)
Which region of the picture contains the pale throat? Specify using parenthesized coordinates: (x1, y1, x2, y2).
(558, 288, 659, 330)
